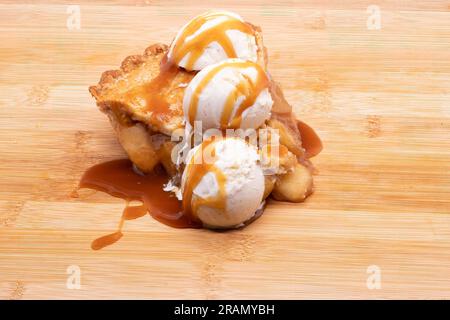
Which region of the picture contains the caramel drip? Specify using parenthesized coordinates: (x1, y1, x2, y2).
(91, 230, 123, 251)
(188, 61, 269, 129)
(80, 159, 201, 250)
(124, 56, 181, 120)
(90, 201, 147, 251)
(296, 120, 323, 158)
(182, 139, 227, 219)
(223, 72, 268, 129)
(170, 11, 254, 70)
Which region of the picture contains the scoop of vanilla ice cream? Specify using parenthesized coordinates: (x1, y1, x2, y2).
(181, 138, 265, 228)
(168, 11, 258, 71)
(183, 59, 273, 131)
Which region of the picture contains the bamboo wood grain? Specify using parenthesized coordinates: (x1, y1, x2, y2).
(0, 1, 449, 299)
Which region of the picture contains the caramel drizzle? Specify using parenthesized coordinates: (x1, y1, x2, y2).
(124, 55, 181, 120)
(188, 60, 269, 129)
(170, 11, 254, 70)
(143, 61, 180, 116)
(182, 139, 227, 219)
(91, 201, 147, 251)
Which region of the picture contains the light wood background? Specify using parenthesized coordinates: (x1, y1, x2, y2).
(1, 0, 449, 299)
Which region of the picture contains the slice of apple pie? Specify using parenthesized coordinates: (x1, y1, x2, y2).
(87, 10, 322, 233)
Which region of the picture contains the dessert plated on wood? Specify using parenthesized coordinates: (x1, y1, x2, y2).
(84, 10, 322, 250)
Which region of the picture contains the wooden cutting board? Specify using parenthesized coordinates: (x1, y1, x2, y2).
(1, 0, 449, 299)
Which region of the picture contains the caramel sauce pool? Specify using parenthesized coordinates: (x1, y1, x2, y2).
(79, 159, 200, 250)
(80, 122, 322, 250)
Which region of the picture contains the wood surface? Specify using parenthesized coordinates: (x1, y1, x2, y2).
(0, 0, 449, 299)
